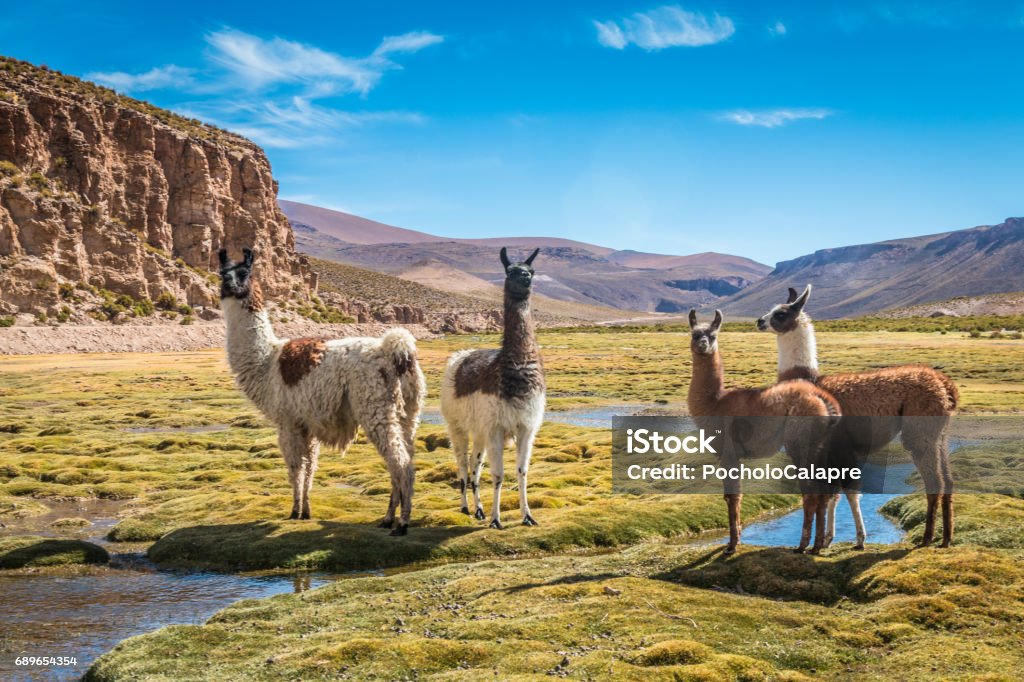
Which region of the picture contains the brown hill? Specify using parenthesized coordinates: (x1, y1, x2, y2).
(722, 217, 1024, 318)
(284, 201, 770, 313)
(0, 56, 313, 321)
(310, 257, 626, 330)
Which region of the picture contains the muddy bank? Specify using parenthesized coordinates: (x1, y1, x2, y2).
(0, 321, 434, 355)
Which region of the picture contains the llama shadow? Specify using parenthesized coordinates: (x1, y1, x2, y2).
(147, 520, 481, 573)
(651, 545, 912, 606)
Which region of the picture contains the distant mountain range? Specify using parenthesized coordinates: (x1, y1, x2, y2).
(723, 217, 1024, 318)
(281, 200, 771, 313)
(283, 201, 1024, 319)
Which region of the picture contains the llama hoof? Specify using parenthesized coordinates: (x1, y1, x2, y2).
(723, 545, 737, 556)
(474, 508, 486, 521)
(288, 511, 300, 520)
(389, 524, 408, 537)
(488, 519, 503, 530)
(378, 518, 395, 529)
(460, 506, 470, 515)
(822, 538, 834, 548)
(938, 541, 951, 549)
(853, 543, 865, 551)
(299, 512, 311, 520)
(522, 515, 538, 526)
(793, 548, 806, 554)
(808, 547, 821, 556)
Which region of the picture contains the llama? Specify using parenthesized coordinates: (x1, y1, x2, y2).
(757, 285, 958, 548)
(688, 309, 841, 555)
(440, 247, 545, 529)
(218, 248, 426, 535)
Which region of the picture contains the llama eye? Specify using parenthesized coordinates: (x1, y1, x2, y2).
(774, 312, 785, 320)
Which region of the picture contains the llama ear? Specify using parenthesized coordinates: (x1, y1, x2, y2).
(499, 247, 511, 269)
(711, 310, 724, 331)
(792, 285, 811, 311)
(243, 248, 254, 268)
(524, 248, 540, 266)
(218, 249, 229, 268)
(688, 309, 698, 329)
(787, 287, 799, 304)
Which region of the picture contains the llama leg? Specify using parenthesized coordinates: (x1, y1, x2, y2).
(451, 429, 471, 514)
(796, 494, 814, 553)
(299, 439, 320, 520)
(940, 493, 954, 548)
(823, 492, 839, 548)
(939, 440, 954, 548)
(847, 491, 866, 549)
(471, 446, 486, 521)
(724, 492, 742, 555)
(517, 424, 539, 526)
(810, 495, 827, 554)
(365, 419, 414, 535)
(278, 427, 309, 520)
(922, 494, 939, 546)
(487, 432, 506, 529)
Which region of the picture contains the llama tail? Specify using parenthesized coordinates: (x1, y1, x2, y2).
(936, 371, 959, 413)
(381, 327, 426, 416)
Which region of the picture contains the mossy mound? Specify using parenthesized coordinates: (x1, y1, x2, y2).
(0, 535, 108, 569)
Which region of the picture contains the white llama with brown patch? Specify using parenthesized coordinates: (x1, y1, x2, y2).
(218, 248, 426, 535)
(440, 247, 545, 529)
(688, 310, 841, 555)
(757, 285, 958, 548)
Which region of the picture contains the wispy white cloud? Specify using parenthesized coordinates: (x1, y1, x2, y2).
(720, 108, 833, 128)
(373, 31, 445, 57)
(594, 5, 735, 50)
(87, 28, 441, 148)
(205, 28, 443, 95)
(87, 65, 194, 92)
(768, 21, 787, 36)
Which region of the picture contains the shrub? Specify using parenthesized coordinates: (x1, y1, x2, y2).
(0, 160, 18, 176)
(155, 292, 178, 310)
(132, 298, 155, 317)
(55, 306, 72, 323)
(0, 316, 14, 328)
(180, 315, 194, 325)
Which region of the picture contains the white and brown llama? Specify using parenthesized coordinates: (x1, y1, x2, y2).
(440, 247, 545, 529)
(757, 285, 958, 548)
(218, 248, 426, 535)
(688, 309, 842, 555)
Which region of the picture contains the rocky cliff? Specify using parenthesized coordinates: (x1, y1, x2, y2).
(0, 56, 314, 321)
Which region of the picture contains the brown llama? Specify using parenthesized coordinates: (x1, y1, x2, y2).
(688, 309, 841, 555)
(757, 285, 958, 548)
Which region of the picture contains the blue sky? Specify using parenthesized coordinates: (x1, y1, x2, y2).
(2, 1, 1022, 264)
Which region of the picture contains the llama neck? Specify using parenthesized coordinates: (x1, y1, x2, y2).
(688, 349, 725, 416)
(501, 294, 539, 364)
(222, 294, 278, 390)
(778, 316, 818, 377)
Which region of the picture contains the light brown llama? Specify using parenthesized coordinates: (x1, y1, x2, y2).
(758, 286, 958, 547)
(688, 310, 841, 555)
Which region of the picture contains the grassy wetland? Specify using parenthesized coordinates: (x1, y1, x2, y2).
(1, 326, 1023, 679)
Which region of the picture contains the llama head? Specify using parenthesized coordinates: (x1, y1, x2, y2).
(756, 284, 811, 334)
(500, 247, 540, 301)
(688, 309, 723, 356)
(218, 247, 256, 302)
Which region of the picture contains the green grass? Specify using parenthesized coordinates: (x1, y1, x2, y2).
(0, 535, 108, 569)
(84, 541, 1024, 681)
(1, 331, 1022, 680)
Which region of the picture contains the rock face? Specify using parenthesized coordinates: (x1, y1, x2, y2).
(0, 57, 314, 318)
